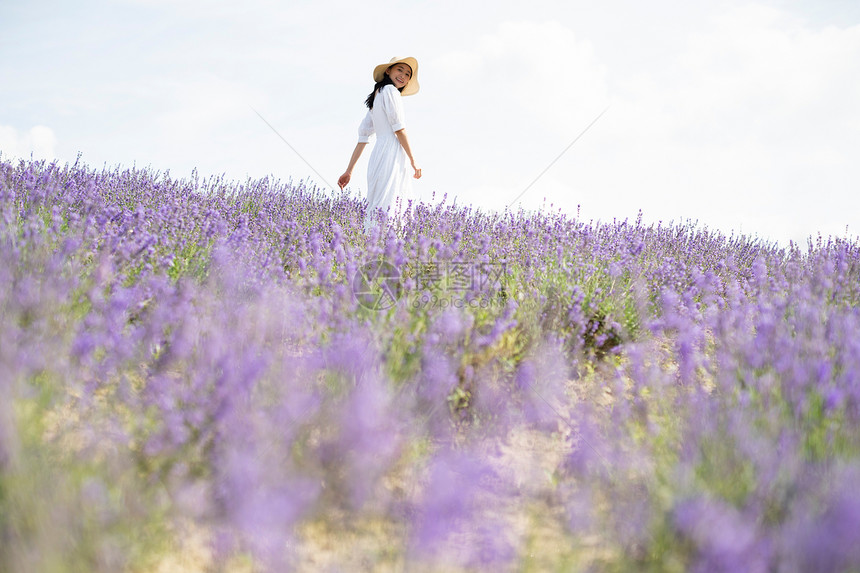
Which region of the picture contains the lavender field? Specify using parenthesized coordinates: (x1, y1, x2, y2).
(2, 155, 860, 572)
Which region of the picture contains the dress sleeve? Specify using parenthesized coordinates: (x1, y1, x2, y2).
(358, 109, 375, 143)
(378, 84, 407, 132)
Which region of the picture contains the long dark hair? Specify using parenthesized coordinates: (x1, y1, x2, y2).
(364, 74, 404, 109)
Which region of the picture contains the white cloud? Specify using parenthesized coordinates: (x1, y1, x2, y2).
(416, 8, 860, 244)
(666, 5, 857, 238)
(0, 125, 58, 161)
(532, 4, 860, 244)
(432, 21, 609, 133)
(154, 75, 259, 141)
(419, 21, 612, 211)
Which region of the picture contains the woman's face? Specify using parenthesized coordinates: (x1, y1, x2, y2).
(386, 63, 412, 90)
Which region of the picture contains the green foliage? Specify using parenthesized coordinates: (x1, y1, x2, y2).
(1, 379, 169, 573)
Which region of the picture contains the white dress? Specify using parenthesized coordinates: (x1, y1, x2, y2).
(357, 84, 413, 229)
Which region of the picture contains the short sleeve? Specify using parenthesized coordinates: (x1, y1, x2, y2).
(358, 109, 375, 143)
(378, 84, 407, 132)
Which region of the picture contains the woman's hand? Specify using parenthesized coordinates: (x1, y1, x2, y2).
(395, 129, 421, 180)
(339, 142, 368, 190)
(338, 172, 351, 189)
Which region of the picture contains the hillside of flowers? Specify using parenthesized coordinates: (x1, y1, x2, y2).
(2, 155, 860, 572)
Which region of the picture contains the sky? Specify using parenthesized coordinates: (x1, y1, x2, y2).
(2, 0, 859, 246)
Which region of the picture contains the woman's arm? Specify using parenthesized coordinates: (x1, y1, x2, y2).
(338, 142, 369, 189)
(394, 128, 422, 180)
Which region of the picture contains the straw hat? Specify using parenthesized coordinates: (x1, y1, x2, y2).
(372, 56, 420, 96)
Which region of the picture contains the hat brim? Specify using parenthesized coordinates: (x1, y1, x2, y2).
(372, 57, 420, 96)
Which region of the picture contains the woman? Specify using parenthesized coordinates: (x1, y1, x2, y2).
(338, 56, 422, 230)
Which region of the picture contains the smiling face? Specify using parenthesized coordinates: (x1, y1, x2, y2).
(385, 63, 413, 90)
